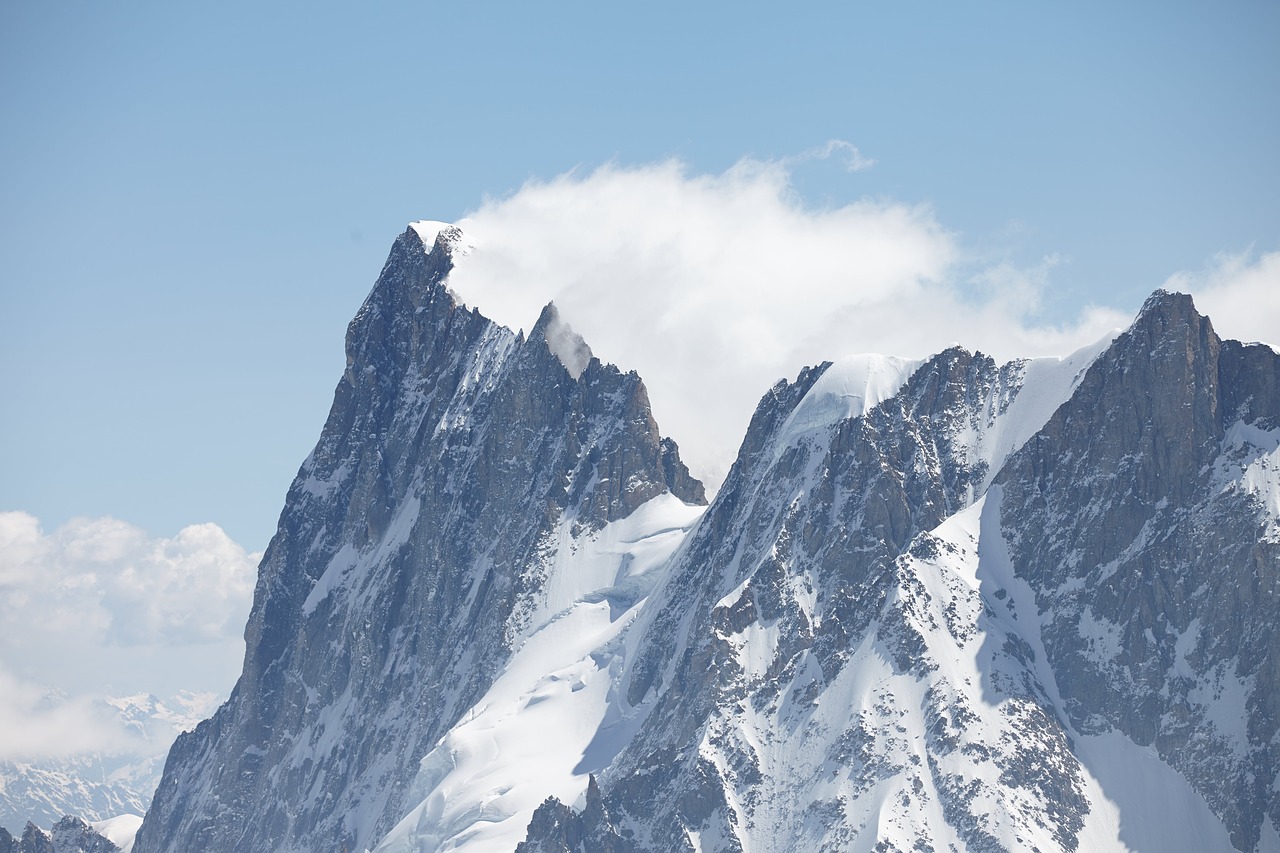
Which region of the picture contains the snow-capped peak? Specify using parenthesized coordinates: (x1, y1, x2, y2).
(773, 353, 924, 451)
(408, 220, 449, 246)
(409, 220, 474, 257)
(92, 813, 143, 853)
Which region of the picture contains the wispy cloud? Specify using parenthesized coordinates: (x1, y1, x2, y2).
(0, 664, 138, 761)
(1164, 249, 1280, 349)
(785, 139, 877, 172)
(448, 157, 1130, 490)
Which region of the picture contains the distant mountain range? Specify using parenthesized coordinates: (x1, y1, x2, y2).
(0, 691, 211, 843)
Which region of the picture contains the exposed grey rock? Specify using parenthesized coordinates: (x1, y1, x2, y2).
(47, 817, 119, 853)
(513, 777, 634, 853)
(660, 436, 706, 505)
(133, 227, 703, 853)
(995, 290, 1280, 850)
(18, 825, 49, 853)
(580, 347, 1092, 850)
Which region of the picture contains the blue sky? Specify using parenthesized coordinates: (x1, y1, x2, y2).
(3, 1, 1278, 552)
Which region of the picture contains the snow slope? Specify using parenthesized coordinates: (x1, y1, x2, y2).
(772, 354, 924, 453)
(375, 495, 704, 853)
(92, 814, 143, 853)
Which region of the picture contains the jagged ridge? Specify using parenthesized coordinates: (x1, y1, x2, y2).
(514, 291, 1278, 852)
(133, 225, 704, 853)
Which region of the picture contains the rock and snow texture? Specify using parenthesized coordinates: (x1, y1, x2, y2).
(0, 816, 125, 853)
(132, 214, 1276, 853)
(993, 292, 1280, 851)
(512, 291, 1278, 852)
(374, 493, 704, 853)
(538, 341, 1110, 853)
(131, 225, 704, 853)
(0, 761, 142, 843)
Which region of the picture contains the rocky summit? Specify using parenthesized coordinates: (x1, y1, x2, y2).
(131, 225, 704, 853)
(0, 817, 121, 853)
(130, 224, 1278, 852)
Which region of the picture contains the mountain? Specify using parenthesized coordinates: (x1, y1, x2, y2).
(507, 290, 1279, 853)
(0, 816, 124, 853)
(134, 221, 1278, 852)
(993, 293, 1280, 850)
(0, 693, 208, 837)
(131, 223, 705, 853)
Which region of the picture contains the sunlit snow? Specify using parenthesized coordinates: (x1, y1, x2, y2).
(376, 494, 704, 853)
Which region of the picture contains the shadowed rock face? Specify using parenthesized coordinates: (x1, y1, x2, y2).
(0, 819, 117, 853)
(132, 227, 703, 853)
(514, 777, 634, 853)
(996, 291, 1280, 851)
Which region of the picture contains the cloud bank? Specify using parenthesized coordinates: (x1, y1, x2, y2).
(447, 157, 1135, 489)
(446, 157, 1277, 491)
(0, 664, 138, 761)
(0, 512, 257, 649)
(0, 512, 258, 761)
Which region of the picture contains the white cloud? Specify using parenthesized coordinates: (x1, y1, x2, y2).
(1165, 249, 1280, 349)
(0, 511, 258, 761)
(0, 512, 258, 649)
(0, 664, 138, 761)
(447, 158, 1131, 490)
(786, 138, 877, 172)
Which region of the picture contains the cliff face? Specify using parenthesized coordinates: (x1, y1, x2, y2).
(133, 226, 703, 853)
(995, 292, 1280, 850)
